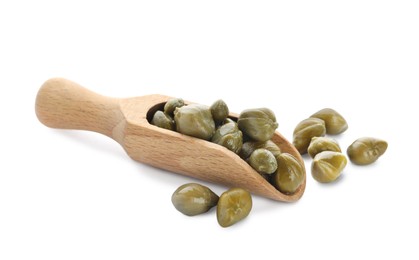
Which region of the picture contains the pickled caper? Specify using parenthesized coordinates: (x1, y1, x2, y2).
(151, 111, 175, 130)
(211, 121, 243, 154)
(271, 153, 305, 194)
(210, 99, 229, 124)
(293, 118, 326, 154)
(238, 108, 278, 142)
(164, 98, 184, 116)
(310, 108, 348, 135)
(174, 104, 215, 140)
(311, 151, 347, 183)
(217, 188, 252, 228)
(248, 148, 277, 174)
(347, 137, 388, 165)
(171, 183, 219, 216)
(308, 136, 341, 158)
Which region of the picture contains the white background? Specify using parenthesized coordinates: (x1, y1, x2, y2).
(1, 1, 418, 259)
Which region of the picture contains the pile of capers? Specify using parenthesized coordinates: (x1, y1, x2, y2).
(151, 98, 304, 195)
(154, 100, 388, 228)
(171, 183, 252, 227)
(293, 108, 388, 183)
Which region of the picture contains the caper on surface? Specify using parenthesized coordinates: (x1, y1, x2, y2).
(238, 108, 279, 142)
(211, 121, 243, 154)
(174, 104, 215, 140)
(310, 108, 348, 135)
(240, 140, 281, 160)
(248, 148, 277, 174)
(171, 183, 219, 216)
(164, 98, 185, 116)
(311, 151, 347, 183)
(151, 110, 175, 130)
(347, 137, 388, 165)
(293, 118, 326, 154)
(217, 188, 252, 228)
(210, 99, 229, 124)
(271, 153, 305, 194)
(308, 136, 341, 158)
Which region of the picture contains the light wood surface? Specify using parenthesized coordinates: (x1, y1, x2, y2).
(35, 78, 306, 202)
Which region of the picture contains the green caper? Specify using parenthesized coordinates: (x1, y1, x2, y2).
(174, 104, 215, 140)
(311, 151, 347, 183)
(164, 98, 185, 116)
(271, 153, 305, 194)
(308, 136, 341, 158)
(171, 183, 219, 216)
(151, 111, 175, 130)
(293, 118, 326, 154)
(238, 108, 279, 142)
(240, 140, 281, 160)
(347, 137, 388, 165)
(217, 188, 252, 228)
(248, 148, 277, 174)
(210, 99, 229, 124)
(211, 121, 243, 154)
(310, 108, 348, 135)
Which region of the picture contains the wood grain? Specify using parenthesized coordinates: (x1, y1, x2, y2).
(36, 78, 306, 202)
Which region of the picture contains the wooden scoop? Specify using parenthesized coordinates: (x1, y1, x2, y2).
(35, 78, 306, 202)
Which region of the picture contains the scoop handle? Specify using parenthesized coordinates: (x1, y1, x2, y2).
(35, 78, 123, 138)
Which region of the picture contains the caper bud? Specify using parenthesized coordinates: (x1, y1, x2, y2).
(151, 111, 175, 130)
(171, 183, 219, 216)
(174, 104, 215, 140)
(308, 136, 341, 158)
(311, 151, 347, 183)
(164, 98, 184, 116)
(217, 188, 252, 228)
(238, 108, 279, 142)
(211, 121, 243, 154)
(271, 153, 305, 194)
(248, 148, 277, 174)
(240, 140, 281, 160)
(310, 108, 348, 135)
(347, 137, 388, 165)
(293, 118, 326, 154)
(210, 99, 229, 124)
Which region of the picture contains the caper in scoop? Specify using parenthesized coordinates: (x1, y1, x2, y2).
(271, 153, 305, 194)
(211, 120, 243, 154)
(151, 110, 175, 130)
(210, 99, 229, 124)
(164, 97, 184, 116)
(248, 148, 277, 174)
(174, 104, 215, 140)
(238, 108, 278, 142)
